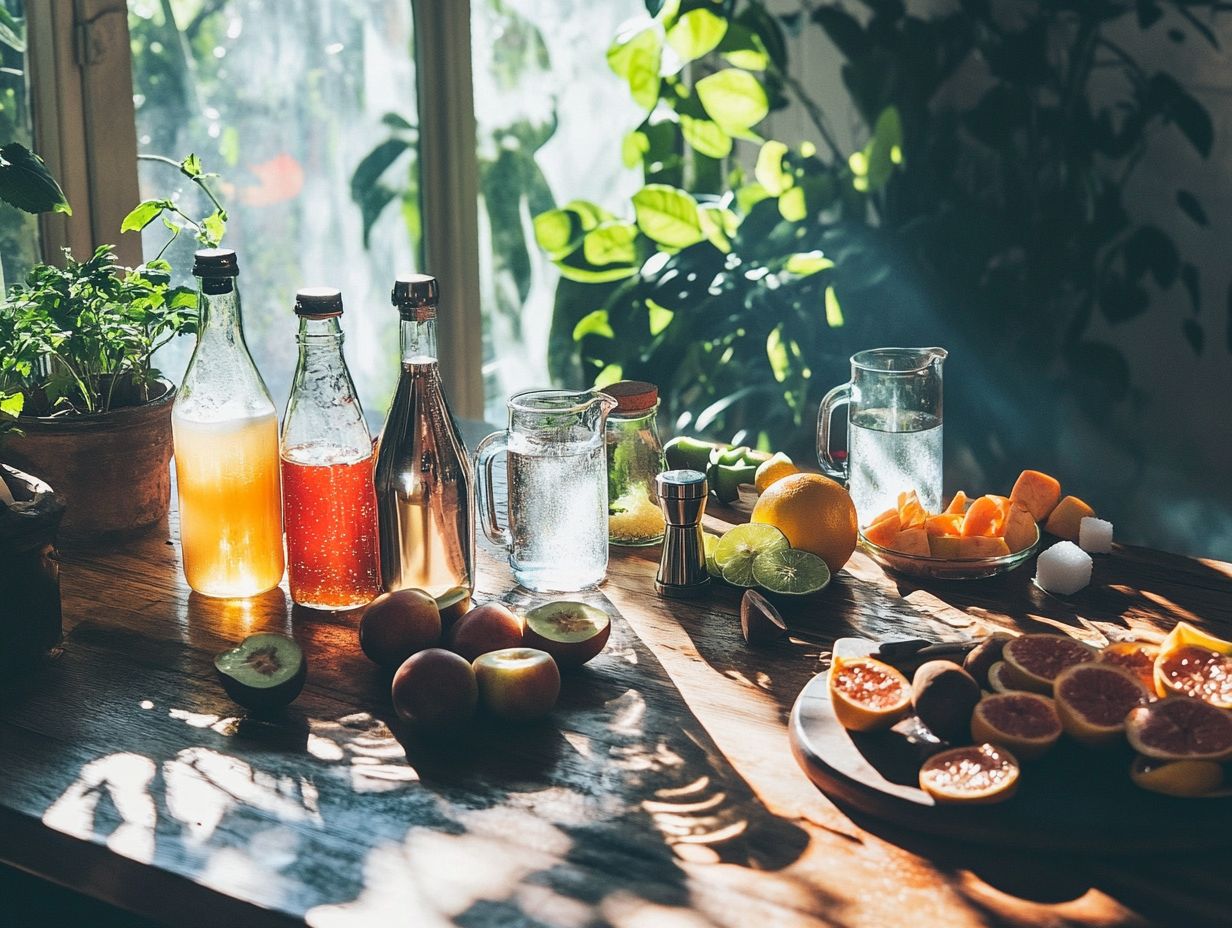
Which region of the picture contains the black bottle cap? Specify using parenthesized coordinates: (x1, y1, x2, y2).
(391, 274, 439, 309)
(294, 287, 344, 317)
(193, 248, 239, 278)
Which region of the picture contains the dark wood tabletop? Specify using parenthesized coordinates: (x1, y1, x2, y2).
(3, 434, 1231, 927)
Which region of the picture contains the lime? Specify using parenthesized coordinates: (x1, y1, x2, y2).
(751, 548, 831, 596)
(703, 533, 722, 579)
(715, 523, 789, 587)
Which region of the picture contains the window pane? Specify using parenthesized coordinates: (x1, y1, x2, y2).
(0, 0, 40, 290)
(128, 0, 418, 421)
(471, 0, 643, 419)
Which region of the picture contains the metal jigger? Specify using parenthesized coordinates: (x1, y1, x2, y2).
(655, 469, 709, 598)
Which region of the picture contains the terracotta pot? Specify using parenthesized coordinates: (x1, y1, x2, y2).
(0, 465, 63, 672)
(1, 379, 175, 537)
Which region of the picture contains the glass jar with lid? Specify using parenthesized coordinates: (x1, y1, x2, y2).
(604, 380, 668, 546)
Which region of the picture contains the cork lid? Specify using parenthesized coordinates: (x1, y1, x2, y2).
(603, 380, 659, 414)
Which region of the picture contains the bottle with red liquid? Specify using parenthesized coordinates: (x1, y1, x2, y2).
(280, 288, 380, 610)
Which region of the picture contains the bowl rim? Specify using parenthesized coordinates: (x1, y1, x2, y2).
(858, 523, 1041, 566)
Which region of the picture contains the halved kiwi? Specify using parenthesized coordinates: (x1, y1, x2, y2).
(214, 633, 307, 711)
(523, 601, 611, 669)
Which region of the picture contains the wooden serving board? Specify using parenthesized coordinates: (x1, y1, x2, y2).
(789, 637, 1232, 854)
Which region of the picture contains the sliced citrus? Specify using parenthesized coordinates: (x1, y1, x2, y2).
(751, 547, 831, 596)
(751, 473, 857, 572)
(1129, 756, 1225, 798)
(828, 655, 911, 732)
(1096, 641, 1160, 692)
(986, 661, 1020, 693)
(970, 692, 1062, 760)
(704, 533, 721, 579)
(1001, 633, 1095, 694)
(1125, 697, 1232, 762)
(1053, 662, 1149, 746)
(919, 743, 1020, 805)
(1154, 621, 1232, 708)
(714, 523, 789, 587)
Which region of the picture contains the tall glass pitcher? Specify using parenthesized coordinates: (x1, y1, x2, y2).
(817, 347, 947, 523)
(476, 389, 617, 592)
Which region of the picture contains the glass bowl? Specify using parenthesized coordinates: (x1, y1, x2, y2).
(858, 526, 1040, 580)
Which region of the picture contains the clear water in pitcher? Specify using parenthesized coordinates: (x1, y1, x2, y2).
(848, 408, 943, 522)
(507, 428, 608, 591)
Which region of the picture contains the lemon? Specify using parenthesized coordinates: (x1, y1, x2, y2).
(752, 548, 830, 596)
(714, 523, 789, 587)
(750, 472, 857, 573)
(754, 452, 799, 493)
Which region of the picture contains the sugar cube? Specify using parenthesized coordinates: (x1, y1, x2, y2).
(1078, 516, 1113, 554)
(1035, 541, 1093, 595)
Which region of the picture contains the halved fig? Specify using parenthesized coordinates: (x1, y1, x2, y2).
(523, 601, 611, 669)
(215, 633, 307, 711)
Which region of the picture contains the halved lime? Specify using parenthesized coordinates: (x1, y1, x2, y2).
(715, 524, 789, 587)
(704, 533, 722, 579)
(751, 548, 831, 596)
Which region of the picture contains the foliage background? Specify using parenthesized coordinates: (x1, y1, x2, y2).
(0, 0, 39, 290)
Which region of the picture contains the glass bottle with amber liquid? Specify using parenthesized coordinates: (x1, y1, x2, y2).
(374, 275, 474, 598)
(280, 288, 381, 610)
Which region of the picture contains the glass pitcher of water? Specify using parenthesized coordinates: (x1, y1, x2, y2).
(817, 348, 947, 524)
(476, 389, 618, 592)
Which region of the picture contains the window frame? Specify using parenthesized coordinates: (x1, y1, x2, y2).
(23, 0, 485, 418)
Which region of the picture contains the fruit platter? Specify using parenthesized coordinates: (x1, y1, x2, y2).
(789, 626, 1232, 853)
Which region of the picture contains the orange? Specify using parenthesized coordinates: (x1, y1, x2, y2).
(750, 473, 857, 573)
(919, 744, 1020, 804)
(828, 655, 911, 731)
(1154, 621, 1232, 708)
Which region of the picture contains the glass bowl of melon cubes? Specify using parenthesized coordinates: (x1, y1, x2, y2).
(858, 470, 1091, 580)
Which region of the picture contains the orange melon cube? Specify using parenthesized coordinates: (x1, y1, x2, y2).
(1003, 501, 1038, 553)
(896, 490, 927, 529)
(944, 491, 970, 515)
(928, 534, 964, 558)
(1043, 495, 1095, 542)
(925, 513, 964, 536)
(957, 535, 1011, 558)
(961, 495, 1010, 537)
(869, 507, 898, 527)
(1010, 470, 1062, 522)
(889, 527, 931, 556)
(864, 512, 900, 548)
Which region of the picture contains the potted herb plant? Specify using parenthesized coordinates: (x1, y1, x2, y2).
(0, 147, 227, 536)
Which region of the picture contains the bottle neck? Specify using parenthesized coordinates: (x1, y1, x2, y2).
(399, 313, 438, 365)
(295, 316, 346, 373)
(197, 277, 244, 340)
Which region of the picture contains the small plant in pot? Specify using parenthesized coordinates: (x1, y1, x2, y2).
(0, 147, 226, 536)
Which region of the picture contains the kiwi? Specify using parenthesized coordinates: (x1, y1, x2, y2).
(215, 633, 307, 711)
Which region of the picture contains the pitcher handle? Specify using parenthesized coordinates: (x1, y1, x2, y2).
(816, 383, 851, 483)
(475, 431, 513, 550)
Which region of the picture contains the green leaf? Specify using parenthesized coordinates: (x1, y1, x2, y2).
(201, 210, 226, 246)
(622, 130, 650, 168)
(666, 8, 727, 62)
(594, 363, 624, 389)
(0, 392, 24, 418)
(632, 184, 704, 249)
(534, 208, 581, 260)
(121, 198, 174, 234)
(698, 205, 733, 254)
(0, 7, 24, 53)
(785, 251, 835, 276)
(607, 27, 662, 111)
(852, 107, 902, 193)
(179, 153, 203, 178)
(0, 144, 71, 215)
(778, 186, 807, 222)
(696, 69, 769, 134)
(583, 222, 639, 267)
(754, 140, 791, 195)
(646, 297, 674, 335)
(735, 182, 771, 213)
(766, 326, 790, 383)
(825, 286, 844, 327)
(680, 115, 732, 159)
(573, 309, 615, 341)
(563, 199, 615, 230)
(717, 25, 769, 71)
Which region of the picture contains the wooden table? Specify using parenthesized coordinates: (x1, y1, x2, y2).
(3, 449, 1231, 927)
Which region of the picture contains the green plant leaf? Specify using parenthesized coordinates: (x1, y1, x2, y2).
(573, 309, 615, 340)
(851, 106, 902, 192)
(0, 392, 24, 417)
(632, 184, 704, 249)
(607, 27, 662, 111)
(0, 7, 24, 53)
(717, 24, 769, 71)
(666, 8, 727, 62)
(680, 114, 732, 158)
(766, 325, 790, 383)
(778, 186, 807, 221)
(595, 363, 624, 388)
(622, 130, 650, 168)
(785, 251, 835, 276)
(534, 209, 581, 259)
(121, 198, 175, 233)
(563, 199, 615, 230)
(698, 205, 733, 253)
(583, 222, 639, 267)
(201, 210, 226, 246)
(0, 144, 71, 215)
(754, 140, 791, 195)
(646, 297, 674, 335)
(696, 69, 769, 134)
(825, 286, 844, 327)
(179, 153, 203, 178)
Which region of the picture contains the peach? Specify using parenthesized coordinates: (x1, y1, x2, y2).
(472, 648, 561, 721)
(391, 648, 477, 729)
(360, 589, 441, 668)
(890, 527, 931, 556)
(863, 512, 900, 548)
(1010, 470, 1062, 522)
(1043, 496, 1096, 543)
(1003, 501, 1038, 553)
(523, 601, 611, 668)
(447, 601, 524, 662)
